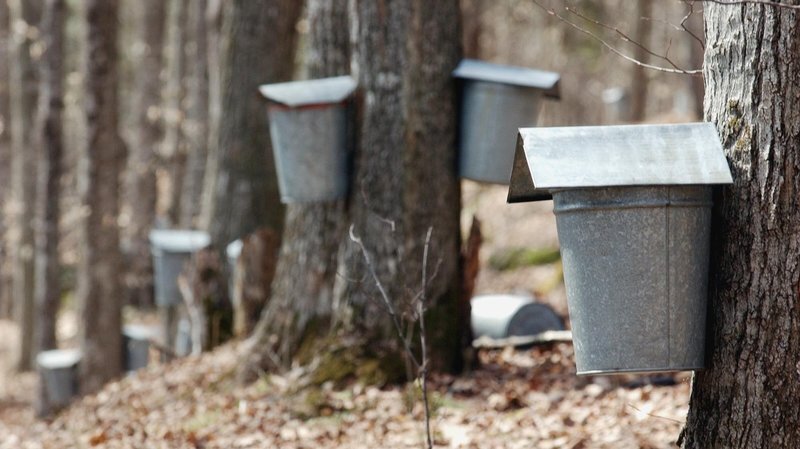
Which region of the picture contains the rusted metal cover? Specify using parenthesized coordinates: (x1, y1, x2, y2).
(260, 76, 356, 203)
(454, 60, 560, 184)
(149, 230, 210, 307)
(508, 123, 733, 202)
(506, 122, 733, 375)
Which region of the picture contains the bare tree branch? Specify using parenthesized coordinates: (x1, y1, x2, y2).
(563, 3, 687, 72)
(679, 0, 705, 49)
(531, 0, 703, 75)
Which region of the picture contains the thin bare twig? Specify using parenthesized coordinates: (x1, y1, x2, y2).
(419, 227, 433, 449)
(349, 224, 437, 449)
(679, 0, 705, 49)
(563, 4, 686, 72)
(531, 0, 702, 75)
(348, 225, 420, 370)
(626, 403, 686, 424)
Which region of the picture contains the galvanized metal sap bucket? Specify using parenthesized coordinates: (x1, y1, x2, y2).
(149, 230, 211, 307)
(123, 325, 156, 372)
(453, 59, 560, 184)
(508, 123, 733, 375)
(259, 76, 357, 203)
(36, 349, 81, 410)
(471, 294, 565, 339)
(226, 239, 242, 300)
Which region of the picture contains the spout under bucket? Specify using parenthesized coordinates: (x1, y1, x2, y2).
(553, 185, 712, 375)
(459, 81, 542, 184)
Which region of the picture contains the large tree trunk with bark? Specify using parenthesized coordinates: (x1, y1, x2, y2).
(178, 0, 210, 228)
(680, 3, 800, 448)
(238, 0, 351, 379)
(78, 0, 125, 393)
(8, 0, 42, 371)
(32, 0, 65, 359)
(0, 0, 12, 320)
(340, 0, 464, 374)
(124, 0, 167, 308)
(204, 0, 301, 247)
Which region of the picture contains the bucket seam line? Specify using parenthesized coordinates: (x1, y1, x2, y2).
(665, 186, 671, 367)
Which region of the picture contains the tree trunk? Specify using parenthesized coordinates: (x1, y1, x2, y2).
(32, 0, 65, 359)
(205, 0, 301, 248)
(78, 0, 125, 393)
(197, 0, 223, 232)
(178, 0, 209, 228)
(0, 0, 12, 320)
(163, 0, 190, 225)
(680, 3, 800, 448)
(124, 0, 167, 308)
(238, 0, 351, 378)
(8, 0, 42, 372)
(629, 0, 651, 122)
(341, 0, 464, 373)
(460, 0, 484, 59)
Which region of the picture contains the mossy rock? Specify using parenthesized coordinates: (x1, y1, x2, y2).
(489, 247, 561, 271)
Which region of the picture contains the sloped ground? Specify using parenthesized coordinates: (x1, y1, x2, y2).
(0, 332, 689, 449)
(0, 183, 691, 448)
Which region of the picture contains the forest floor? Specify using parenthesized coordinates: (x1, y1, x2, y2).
(0, 182, 691, 448)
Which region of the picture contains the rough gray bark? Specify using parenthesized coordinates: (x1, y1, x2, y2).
(629, 0, 651, 122)
(78, 0, 125, 393)
(341, 0, 464, 372)
(124, 0, 167, 307)
(8, 0, 42, 372)
(0, 0, 12, 319)
(205, 0, 301, 247)
(178, 0, 209, 228)
(163, 0, 190, 224)
(238, 0, 351, 378)
(680, 3, 800, 448)
(32, 0, 65, 359)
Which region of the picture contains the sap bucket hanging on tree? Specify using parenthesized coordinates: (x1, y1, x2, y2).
(149, 229, 211, 307)
(508, 123, 733, 375)
(259, 76, 357, 203)
(453, 59, 560, 184)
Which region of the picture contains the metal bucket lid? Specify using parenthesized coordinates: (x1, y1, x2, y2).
(36, 349, 82, 369)
(149, 229, 210, 253)
(453, 59, 560, 99)
(259, 76, 357, 108)
(123, 324, 157, 340)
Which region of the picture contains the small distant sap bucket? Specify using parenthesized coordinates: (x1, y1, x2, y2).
(123, 325, 156, 372)
(226, 239, 242, 301)
(553, 186, 712, 375)
(459, 81, 543, 184)
(36, 349, 81, 410)
(149, 230, 210, 307)
(471, 294, 564, 339)
(267, 104, 351, 202)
